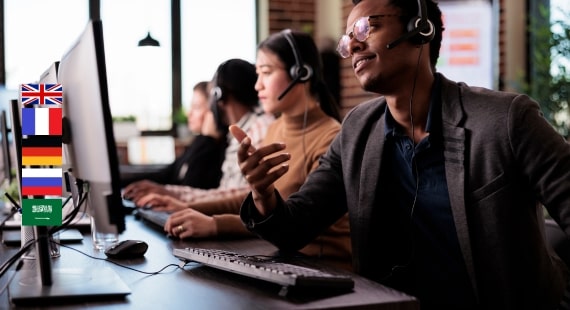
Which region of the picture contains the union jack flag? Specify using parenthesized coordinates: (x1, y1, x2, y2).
(21, 84, 63, 107)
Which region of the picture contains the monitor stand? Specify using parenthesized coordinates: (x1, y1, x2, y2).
(8, 226, 130, 306)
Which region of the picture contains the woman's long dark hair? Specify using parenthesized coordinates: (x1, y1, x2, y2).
(258, 30, 342, 122)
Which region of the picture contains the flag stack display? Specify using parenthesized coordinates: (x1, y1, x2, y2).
(20, 83, 63, 226)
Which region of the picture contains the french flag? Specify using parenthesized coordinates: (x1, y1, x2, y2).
(21, 107, 62, 136)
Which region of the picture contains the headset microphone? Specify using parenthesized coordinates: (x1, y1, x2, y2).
(277, 29, 313, 101)
(386, 28, 421, 50)
(386, 0, 434, 50)
(277, 76, 302, 101)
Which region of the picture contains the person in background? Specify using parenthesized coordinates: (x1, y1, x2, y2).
(124, 58, 274, 206)
(121, 81, 226, 190)
(141, 30, 352, 270)
(231, 0, 570, 309)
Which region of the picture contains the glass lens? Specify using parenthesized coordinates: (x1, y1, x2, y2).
(354, 17, 370, 42)
(337, 36, 350, 58)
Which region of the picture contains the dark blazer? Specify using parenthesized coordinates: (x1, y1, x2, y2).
(241, 74, 570, 309)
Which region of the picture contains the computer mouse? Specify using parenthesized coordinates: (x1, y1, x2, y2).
(104, 239, 148, 259)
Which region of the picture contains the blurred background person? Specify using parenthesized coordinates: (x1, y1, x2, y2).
(121, 81, 227, 190)
(124, 58, 274, 204)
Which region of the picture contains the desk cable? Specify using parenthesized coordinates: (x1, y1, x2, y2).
(0, 193, 22, 230)
(57, 242, 181, 275)
(0, 258, 24, 295)
(0, 191, 85, 292)
(0, 237, 37, 297)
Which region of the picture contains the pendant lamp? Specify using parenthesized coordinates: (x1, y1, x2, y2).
(138, 32, 160, 47)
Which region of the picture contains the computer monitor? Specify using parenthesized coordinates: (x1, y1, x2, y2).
(0, 110, 13, 185)
(8, 20, 130, 306)
(58, 20, 125, 236)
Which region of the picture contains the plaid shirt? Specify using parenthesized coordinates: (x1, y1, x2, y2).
(165, 109, 274, 202)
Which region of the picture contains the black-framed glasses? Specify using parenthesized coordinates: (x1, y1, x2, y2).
(336, 14, 404, 58)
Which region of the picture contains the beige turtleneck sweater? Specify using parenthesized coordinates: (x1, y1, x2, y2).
(202, 107, 352, 270)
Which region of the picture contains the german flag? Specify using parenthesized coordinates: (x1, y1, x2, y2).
(21, 136, 62, 166)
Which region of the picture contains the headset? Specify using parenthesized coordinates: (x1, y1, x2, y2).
(210, 60, 227, 103)
(386, 0, 435, 50)
(277, 29, 314, 100)
(209, 60, 228, 131)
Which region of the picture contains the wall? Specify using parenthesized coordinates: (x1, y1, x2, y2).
(0, 0, 526, 119)
(263, 0, 526, 118)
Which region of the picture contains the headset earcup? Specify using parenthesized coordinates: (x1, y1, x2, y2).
(407, 17, 435, 45)
(289, 64, 313, 83)
(419, 19, 435, 44)
(289, 65, 300, 81)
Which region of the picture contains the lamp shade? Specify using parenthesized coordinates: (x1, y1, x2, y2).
(138, 32, 160, 47)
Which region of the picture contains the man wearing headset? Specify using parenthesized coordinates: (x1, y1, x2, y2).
(231, 0, 570, 309)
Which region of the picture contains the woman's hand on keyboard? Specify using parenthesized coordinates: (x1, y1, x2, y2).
(123, 180, 175, 205)
(136, 193, 188, 212)
(164, 208, 216, 239)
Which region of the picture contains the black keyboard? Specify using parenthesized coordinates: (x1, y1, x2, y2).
(135, 208, 170, 228)
(173, 247, 354, 296)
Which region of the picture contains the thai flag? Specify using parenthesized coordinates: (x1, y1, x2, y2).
(21, 84, 63, 107)
(21, 167, 62, 196)
(21, 107, 62, 136)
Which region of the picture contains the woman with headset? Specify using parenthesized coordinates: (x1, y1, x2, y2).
(141, 30, 352, 270)
(125, 59, 274, 205)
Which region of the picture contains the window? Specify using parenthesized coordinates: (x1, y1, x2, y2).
(4, 0, 257, 132)
(180, 0, 257, 111)
(101, 0, 172, 131)
(4, 0, 88, 89)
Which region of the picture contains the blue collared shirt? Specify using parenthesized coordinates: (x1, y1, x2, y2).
(383, 75, 475, 308)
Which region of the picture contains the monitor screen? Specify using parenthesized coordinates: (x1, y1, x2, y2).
(58, 19, 125, 235)
(0, 110, 13, 185)
(39, 61, 59, 85)
(38, 61, 72, 193)
(8, 99, 22, 203)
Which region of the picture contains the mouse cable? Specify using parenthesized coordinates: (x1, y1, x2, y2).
(1, 192, 22, 231)
(57, 242, 180, 275)
(0, 238, 36, 279)
(49, 191, 87, 235)
(0, 259, 24, 295)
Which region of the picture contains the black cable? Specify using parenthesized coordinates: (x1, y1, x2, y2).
(0, 206, 18, 229)
(49, 192, 87, 235)
(0, 238, 36, 279)
(57, 242, 180, 275)
(3, 193, 21, 214)
(0, 259, 23, 295)
(381, 45, 425, 282)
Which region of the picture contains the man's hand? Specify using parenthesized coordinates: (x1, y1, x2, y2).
(229, 125, 290, 216)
